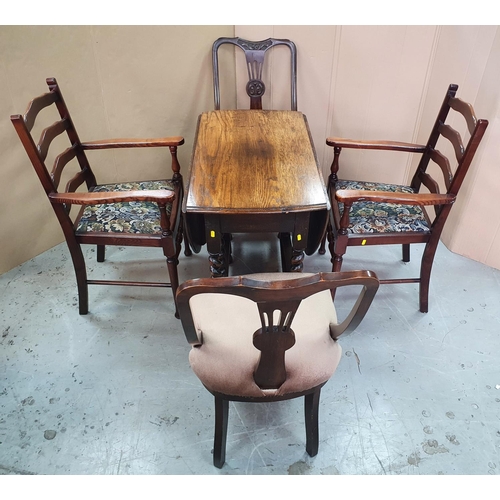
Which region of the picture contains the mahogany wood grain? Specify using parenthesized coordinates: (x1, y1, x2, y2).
(81, 137, 184, 149)
(335, 189, 455, 206)
(49, 189, 176, 206)
(326, 137, 426, 153)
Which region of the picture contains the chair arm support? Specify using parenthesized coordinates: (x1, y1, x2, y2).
(329, 275, 379, 340)
(335, 189, 456, 207)
(49, 189, 175, 206)
(326, 137, 426, 153)
(81, 137, 185, 150)
(176, 271, 380, 346)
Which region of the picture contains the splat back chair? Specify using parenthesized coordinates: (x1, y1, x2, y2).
(212, 37, 297, 110)
(11, 78, 186, 316)
(322, 84, 488, 312)
(209, 38, 300, 269)
(177, 271, 379, 468)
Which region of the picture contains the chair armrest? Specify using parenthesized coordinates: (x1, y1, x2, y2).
(326, 137, 426, 153)
(335, 189, 456, 207)
(329, 271, 379, 340)
(49, 189, 175, 206)
(81, 136, 185, 150)
(176, 271, 380, 346)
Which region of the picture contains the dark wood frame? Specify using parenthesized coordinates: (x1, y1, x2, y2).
(176, 270, 379, 468)
(320, 84, 488, 312)
(212, 37, 297, 111)
(11, 77, 188, 317)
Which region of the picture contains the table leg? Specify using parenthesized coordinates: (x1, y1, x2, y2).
(289, 212, 309, 272)
(279, 232, 292, 272)
(291, 248, 305, 271)
(207, 231, 230, 278)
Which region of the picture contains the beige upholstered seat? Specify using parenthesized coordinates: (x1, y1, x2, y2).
(177, 271, 379, 468)
(188, 273, 341, 398)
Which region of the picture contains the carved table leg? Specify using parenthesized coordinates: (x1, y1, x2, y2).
(290, 249, 304, 272)
(207, 232, 230, 278)
(290, 212, 309, 272)
(208, 250, 227, 278)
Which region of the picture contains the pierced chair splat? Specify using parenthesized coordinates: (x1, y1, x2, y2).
(212, 36, 297, 111)
(176, 271, 379, 468)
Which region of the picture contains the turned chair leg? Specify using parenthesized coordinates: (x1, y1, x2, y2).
(304, 388, 321, 457)
(213, 396, 229, 468)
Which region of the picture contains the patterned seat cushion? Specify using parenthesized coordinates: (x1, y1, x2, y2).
(76, 180, 175, 235)
(336, 180, 431, 234)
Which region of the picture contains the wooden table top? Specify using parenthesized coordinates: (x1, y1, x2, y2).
(184, 110, 329, 214)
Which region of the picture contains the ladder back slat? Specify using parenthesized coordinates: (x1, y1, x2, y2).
(439, 123, 464, 162)
(51, 145, 77, 189)
(429, 148, 453, 190)
(65, 169, 87, 194)
(23, 92, 58, 131)
(37, 118, 70, 161)
(419, 170, 441, 195)
(449, 96, 477, 135)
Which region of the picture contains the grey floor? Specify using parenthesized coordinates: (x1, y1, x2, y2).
(1, 234, 500, 477)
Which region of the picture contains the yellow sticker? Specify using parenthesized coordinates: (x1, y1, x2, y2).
(361, 239, 367, 245)
(210, 230, 216, 238)
(297, 234, 302, 241)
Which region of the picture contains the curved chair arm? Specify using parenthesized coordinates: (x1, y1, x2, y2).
(336, 189, 456, 207)
(326, 137, 426, 153)
(49, 189, 175, 206)
(176, 271, 379, 346)
(81, 137, 184, 150)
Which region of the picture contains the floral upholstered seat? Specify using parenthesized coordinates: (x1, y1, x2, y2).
(12, 78, 186, 316)
(76, 180, 175, 235)
(323, 84, 488, 313)
(336, 180, 431, 234)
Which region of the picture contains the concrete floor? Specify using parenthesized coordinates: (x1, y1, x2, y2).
(1, 234, 500, 477)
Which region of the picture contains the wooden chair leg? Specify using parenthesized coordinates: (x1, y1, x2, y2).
(304, 388, 321, 457)
(419, 241, 439, 313)
(66, 242, 89, 315)
(213, 396, 229, 468)
(402, 243, 410, 263)
(97, 245, 105, 263)
(166, 256, 180, 318)
(318, 233, 327, 255)
(182, 217, 193, 257)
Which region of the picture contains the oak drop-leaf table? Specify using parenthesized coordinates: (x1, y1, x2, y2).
(183, 109, 329, 277)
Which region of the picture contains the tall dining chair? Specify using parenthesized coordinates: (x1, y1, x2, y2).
(204, 37, 300, 267)
(212, 37, 297, 111)
(11, 77, 187, 317)
(176, 271, 379, 468)
(320, 84, 488, 312)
